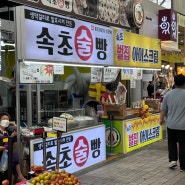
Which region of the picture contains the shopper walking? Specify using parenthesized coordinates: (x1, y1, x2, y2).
(160, 74, 185, 172)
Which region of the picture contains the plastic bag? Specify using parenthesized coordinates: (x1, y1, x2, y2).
(0, 150, 8, 172)
(115, 82, 127, 105)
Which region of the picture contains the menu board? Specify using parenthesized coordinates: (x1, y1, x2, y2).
(91, 67, 103, 83)
(20, 62, 54, 84)
(103, 68, 119, 82)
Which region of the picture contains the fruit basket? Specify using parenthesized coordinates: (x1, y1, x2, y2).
(29, 169, 81, 185)
(30, 165, 45, 174)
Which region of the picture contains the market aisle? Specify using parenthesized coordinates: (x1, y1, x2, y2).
(74, 139, 185, 185)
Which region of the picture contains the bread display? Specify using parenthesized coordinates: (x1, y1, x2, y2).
(60, 113, 74, 123)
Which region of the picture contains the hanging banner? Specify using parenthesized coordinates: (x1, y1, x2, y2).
(16, 6, 114, 66)
(114, 28, 161, 69)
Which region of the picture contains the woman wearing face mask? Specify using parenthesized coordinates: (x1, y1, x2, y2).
(0, 112, 26, 184)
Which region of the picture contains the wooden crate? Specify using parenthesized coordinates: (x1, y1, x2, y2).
(145, 99, 160, 110)
(104, 104, 126, 119)
(132, 108, 140, 117)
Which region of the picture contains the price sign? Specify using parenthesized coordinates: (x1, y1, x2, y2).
(52, 117, 67, 132)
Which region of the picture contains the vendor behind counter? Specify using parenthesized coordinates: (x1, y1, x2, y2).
(146, 80, 164, 102)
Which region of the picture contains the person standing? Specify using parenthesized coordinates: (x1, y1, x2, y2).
(0, 112, 26, 183)
(160, 74, 185, 172)
(100, 83, 116, 110)
(147, 81, 154, 97)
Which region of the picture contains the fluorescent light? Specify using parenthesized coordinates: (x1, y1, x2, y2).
(1, 40, 15, 47)
(107, 66, 161, 71)
(23, 60, 161, 71)
(1, 49, 15, 52)
(1, 41, 5, 46)
(0, 77, 11, 82)
(23, 60, 104, 68)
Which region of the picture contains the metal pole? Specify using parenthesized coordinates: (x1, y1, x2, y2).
(109, 114, 113, 154)
(42, 132, 47, 170)
(107, 113, 117, 156)
(56, 131, 62, 170)
(8, 137, 13, 184)
(27, 85, 32, 127)
(36, 85, 41, 124)
(153, 71, 156, 99)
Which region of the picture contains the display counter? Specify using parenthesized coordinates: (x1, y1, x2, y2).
(21, 122, 106, 175)
(103, 113, 162, 154)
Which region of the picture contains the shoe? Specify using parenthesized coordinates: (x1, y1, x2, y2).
(169, 161, 177, 169)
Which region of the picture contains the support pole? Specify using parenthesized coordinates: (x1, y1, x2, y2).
(56, 131, 62, 170)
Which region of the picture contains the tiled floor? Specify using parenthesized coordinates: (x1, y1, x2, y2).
(74, 139, 185, 185)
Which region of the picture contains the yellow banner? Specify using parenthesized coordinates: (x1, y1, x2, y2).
(124, 114, 162, 153)
(114, 29, 161, 69)
(162, 50, 184, 63)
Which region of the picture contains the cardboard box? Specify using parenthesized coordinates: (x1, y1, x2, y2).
(104, 104, 126, 119)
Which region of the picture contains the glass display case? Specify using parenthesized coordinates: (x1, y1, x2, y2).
(38, 108, 99, 132)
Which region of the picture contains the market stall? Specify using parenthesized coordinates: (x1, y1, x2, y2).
(13, 5, 116, 178)
(21, 108, 106, 174)
(103, 113, 162, 154)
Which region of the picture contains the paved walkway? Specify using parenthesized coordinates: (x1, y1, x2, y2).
(74, 139, 185, 185)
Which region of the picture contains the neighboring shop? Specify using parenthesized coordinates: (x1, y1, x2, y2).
(102, 28, 162, 155)
(159, 10, 185, 83)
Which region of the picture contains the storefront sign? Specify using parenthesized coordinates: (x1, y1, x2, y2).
(124, 114, 162, 153)
(17, 6, 114, 66)
(158, 9, 177, 42)
(114, 29, 161, 68)
(20, 62, 53, 83)
(30, 125, 106, 173)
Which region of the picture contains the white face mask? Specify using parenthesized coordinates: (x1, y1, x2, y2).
(0, 120, 9, 128)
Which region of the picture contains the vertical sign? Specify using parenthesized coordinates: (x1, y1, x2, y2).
(158, 9, 177, 42)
